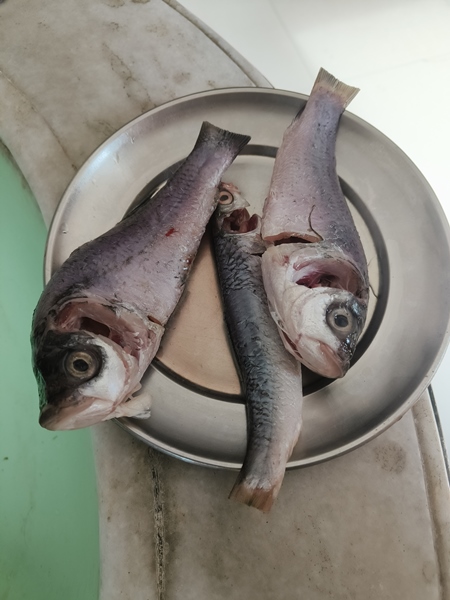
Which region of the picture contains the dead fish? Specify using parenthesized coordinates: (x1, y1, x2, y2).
(261, 68, 369, 378)
(213, 185, 303, 512)
(32, 122, 250, 430)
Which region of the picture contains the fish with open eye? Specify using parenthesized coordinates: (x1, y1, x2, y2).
(261, 68, 369, 379)
(213, 183, 303, 512)
(31, 122, 250, 430)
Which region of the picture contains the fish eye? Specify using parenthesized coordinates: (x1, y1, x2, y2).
(65, 350, 99, 380)
(218, 190, 234, 205)
(326, 306, 355, 336)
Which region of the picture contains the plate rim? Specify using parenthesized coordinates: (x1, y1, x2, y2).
(43, 86, 450, 469)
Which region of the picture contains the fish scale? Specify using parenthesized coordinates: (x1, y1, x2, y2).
(213, 196, 303, 513)
(32, 122, 250, 430)
(261, 68, 369, 379)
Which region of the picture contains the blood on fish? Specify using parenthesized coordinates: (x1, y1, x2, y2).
(147, 315, 163, 326)
(296, 273, 341, 289)
(80, 317, 111, 338)
(165, 227, 176, 237)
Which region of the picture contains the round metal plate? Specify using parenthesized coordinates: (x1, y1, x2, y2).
(45, 87, 450, 469)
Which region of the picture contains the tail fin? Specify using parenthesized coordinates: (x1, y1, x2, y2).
(228, 471, 283, 513)
(194, 121, 251, 155)
(311, 67, 359, 109)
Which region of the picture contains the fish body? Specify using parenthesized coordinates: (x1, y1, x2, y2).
(213, 188, 303, 512)
(261, 68, 369, 378)
(32, 122, 250, 430)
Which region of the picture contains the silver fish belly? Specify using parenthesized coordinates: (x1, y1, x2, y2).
(32, 122, 250, 430)
(213, 188, 303, 512)
(261, 68, 369, 378)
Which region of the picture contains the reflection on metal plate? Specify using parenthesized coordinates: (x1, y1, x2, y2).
(45, 88, 450, 469)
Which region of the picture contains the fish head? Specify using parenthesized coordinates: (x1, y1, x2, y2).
(281, 287, 367, 378)
(34, 330, 132, 429)
(262, 244, 368, 378)
(32, 299, 163, 430)
(215, 181, 263, 236)
(214, 183, 266, 254)
(215, 182, 249, 225)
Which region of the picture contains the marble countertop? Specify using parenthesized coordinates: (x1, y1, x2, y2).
(1, 1, 449, 598)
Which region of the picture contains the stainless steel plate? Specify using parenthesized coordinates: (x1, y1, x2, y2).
(45, 88, 450, 468)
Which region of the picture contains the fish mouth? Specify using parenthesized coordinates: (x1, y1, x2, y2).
(298, 341, 348, 379)
(39, 397, 115, 430)
(222, 209, 260, 234)
(318, 342, 349, 378)
(34, 300, 163, 431)
(280, 330, 348, 379)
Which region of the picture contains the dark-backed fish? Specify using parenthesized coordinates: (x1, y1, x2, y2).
(32, 122, 250, 430)
(261, 68, 369, 378)
(213, 185, 303, 512)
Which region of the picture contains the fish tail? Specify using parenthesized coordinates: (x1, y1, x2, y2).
(195, 121, 251, 154)
(310, 67, 359, 109)
(229, 473, 282, 513)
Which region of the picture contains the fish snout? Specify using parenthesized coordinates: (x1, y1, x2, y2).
(39, 395, 115, 430)
(336, 336, 358, 373)
(316, 342, 349, 378)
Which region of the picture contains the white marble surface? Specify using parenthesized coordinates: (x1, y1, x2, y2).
(1, 0, 449, 598)
(94, 405, 448, 600)
(0, 0, 266, 226)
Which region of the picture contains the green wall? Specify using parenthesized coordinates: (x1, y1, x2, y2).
(0, 143, 99, 600)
